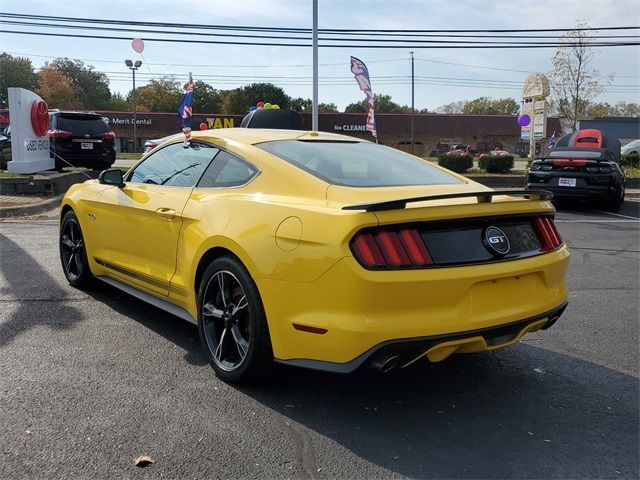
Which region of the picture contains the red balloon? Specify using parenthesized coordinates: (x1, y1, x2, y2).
(132, 38, 144, 53)
(256, 101, 265, 108)
(199, 122, 208, 130)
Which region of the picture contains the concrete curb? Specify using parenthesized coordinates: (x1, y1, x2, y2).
(0, 195, 62, 218)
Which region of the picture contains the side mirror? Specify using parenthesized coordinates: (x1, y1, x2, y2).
(98, 168, 124, 187)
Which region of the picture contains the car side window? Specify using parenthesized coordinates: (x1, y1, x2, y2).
(197, 150, 258, 188)
(128, 142, 219, 187)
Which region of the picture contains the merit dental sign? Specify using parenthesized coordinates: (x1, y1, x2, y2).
(7, 88, 54, 173)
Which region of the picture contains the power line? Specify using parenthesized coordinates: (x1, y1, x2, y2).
(3, 29, 639, 48)
(1, 12, 637, 34)
(2, 18, 639, 43)
(9, 50, 638, 80)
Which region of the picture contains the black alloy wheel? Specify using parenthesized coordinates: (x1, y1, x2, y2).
(59, 210, 92, 287)
(198, 256, 273, 384)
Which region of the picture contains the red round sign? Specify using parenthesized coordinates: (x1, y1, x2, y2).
(30, 100, 49, 137)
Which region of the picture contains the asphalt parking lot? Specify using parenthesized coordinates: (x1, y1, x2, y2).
(1, 201, 638, 479)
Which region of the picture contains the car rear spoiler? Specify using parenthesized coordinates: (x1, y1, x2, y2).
(342, 189, 553, 212)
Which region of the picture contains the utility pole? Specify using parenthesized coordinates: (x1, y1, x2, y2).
(312, 0, 318, 131)
(410, 51, 415, 155)
(125, 59, 142, 153)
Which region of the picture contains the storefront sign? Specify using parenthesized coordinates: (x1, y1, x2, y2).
(104, 116, 153, 127)
(205, 117, 235, 129)
(333, 124, 367, 132)
(7, 87, 54, 173)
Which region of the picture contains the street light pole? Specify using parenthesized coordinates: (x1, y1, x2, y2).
(410, 51, 415, 155)
(312, 0, 318, 131)
(125, 59, 142, 153)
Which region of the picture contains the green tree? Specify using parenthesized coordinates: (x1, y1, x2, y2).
(462, 97, 519, 115)
(52, 58, 111, 110)
(0, 53, 38, 108)
(289, 97, 312, 112)
(318, 103, 339, 113)
(491, 98, 520, 115)
(105, 92, 129, 111)
(436, 101, 464, 114)
(188, 80, 223, 113)
(36, 65, 83, 109)
(344, 94, 407, 113)
(549, 22, 611, 131)
(613, 101, 640, 117)
(344, 101, 367, 113)
(130, 77, 182, 112)
(222, 83, 289, 114)
(586, 102, 617, 117)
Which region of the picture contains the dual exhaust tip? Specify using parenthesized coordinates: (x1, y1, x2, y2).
(369, 352, 401, 373)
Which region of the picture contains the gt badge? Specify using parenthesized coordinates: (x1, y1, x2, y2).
(484, 226, 510, 256)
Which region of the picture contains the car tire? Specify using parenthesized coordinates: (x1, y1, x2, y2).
(59, 210, 93, 288)
(197, 255, 274, 384)
(602, 189, 623, 213)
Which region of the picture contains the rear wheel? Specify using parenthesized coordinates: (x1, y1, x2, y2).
(197, 256, 273, 384)
(59, 210, 92, 287)
(602, 188, 623, 212)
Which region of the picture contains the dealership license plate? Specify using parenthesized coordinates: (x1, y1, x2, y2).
(559, 177, 576, 187)
(81, 143, 94, 150)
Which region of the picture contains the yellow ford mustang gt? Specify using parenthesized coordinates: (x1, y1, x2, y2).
(59, 128, 569, 383)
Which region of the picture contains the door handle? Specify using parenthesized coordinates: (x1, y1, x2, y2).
(155, 207, 177, 220)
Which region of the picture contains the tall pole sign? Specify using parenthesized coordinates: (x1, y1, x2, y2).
(521, 73, 550, 159)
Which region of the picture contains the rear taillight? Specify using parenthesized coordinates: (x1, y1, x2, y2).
(101, 131, 116, 140)
(351, 228, 433, 269)
(48, 129, 73, 139)
(531, 217, 563, 252)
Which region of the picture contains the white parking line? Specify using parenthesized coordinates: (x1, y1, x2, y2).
(556, 219, 639, 223)
(593, 210, 640, 220)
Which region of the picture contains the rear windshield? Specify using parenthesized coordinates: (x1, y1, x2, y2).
(55, 115, 111, 135)
(256, 140, 462, 187)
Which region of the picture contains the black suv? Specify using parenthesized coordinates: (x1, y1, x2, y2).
(49, 111, 116, 171)
(526, 129, 626, 212)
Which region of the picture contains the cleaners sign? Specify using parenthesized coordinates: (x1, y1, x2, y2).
(7, 87, 54, 173)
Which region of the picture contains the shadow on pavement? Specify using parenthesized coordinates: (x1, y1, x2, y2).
(74, 280, 638, 478)
(0, 233, 84, 348)
(238, 346, 639, 479)
(83, 283, 207, 367)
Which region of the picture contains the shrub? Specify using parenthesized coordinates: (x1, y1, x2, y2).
(622, 151, 640, 168)
(479, 155, 515, 173)
(437, 154, 473, 173)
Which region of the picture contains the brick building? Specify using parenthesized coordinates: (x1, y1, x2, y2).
(1, 108, 563, 156)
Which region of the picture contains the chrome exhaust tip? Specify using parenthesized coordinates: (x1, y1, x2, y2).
(370, 352, 401, 373)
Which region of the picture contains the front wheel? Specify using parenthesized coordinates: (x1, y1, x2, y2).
(197, 256, 274, 384)
(59, 210, 92, 287)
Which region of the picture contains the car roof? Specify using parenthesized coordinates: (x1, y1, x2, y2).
(189, 128, 367, 146)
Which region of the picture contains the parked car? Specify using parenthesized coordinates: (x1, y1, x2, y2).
(527, 128, 625, 212)
(478, 149, 511, 159)
(60, 128, 569, 383)
(144, 134, 177, 153)
(446, 144, 470, 155)
(49, 111, 116, 171)
(621, 139, 640, 155)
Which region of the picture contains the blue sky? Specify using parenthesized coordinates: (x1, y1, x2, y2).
(1, 0, 639, 111)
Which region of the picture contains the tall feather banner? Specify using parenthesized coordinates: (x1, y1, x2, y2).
(350, 56, 377, 139)
(177, 73, 194, 147)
